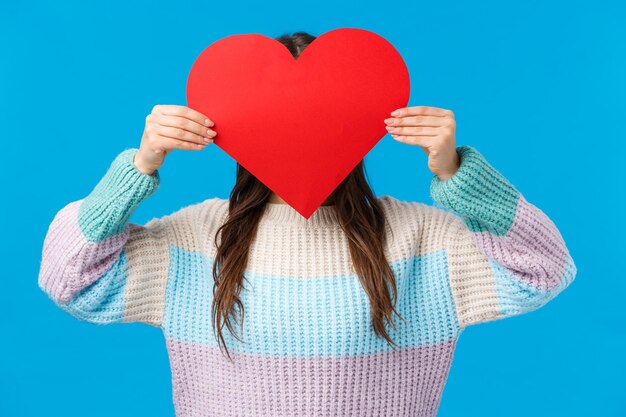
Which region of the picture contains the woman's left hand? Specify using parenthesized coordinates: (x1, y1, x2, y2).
(384, 106, 460, 181)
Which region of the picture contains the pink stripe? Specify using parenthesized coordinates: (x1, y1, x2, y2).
(165, 338, 457, 417)
(39, 199, 129, 303)
(473, 194, 571, 290)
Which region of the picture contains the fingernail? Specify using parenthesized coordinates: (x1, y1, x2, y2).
(205, 119, 214, 127)
(390, 110, 400, 116)
(384, 118, 392, 124)
(204, 137, 212, 143)
(207, 129, 216, 137)
(386, 126, 394, 131)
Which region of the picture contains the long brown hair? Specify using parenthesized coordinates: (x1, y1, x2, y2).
(211, 31, 404, 361)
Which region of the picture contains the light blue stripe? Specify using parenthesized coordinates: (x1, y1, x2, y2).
(491, 254, 576, 318)
(163, 246, 460, 356)
(58, 250, 128, 324)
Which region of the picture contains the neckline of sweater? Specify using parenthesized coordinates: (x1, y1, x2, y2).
(261, 202, 339, 227)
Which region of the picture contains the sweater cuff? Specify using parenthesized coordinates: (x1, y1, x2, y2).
(77, 148, 160, 242)
(429, 145, 520, 236)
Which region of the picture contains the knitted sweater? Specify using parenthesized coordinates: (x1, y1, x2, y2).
(38, 145, 576, 417)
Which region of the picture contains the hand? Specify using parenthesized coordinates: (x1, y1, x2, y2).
(384, 106, 460, 180)
(134, 105, 217, 175)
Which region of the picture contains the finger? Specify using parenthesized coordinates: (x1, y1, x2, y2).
(390, 134, 434, 147)
(159, 136, 209, 151)
(384, 115, 445, 127)
(153, 104, 214, 127)
(154, 124, 212, 145)
(390, 106, 452, 118)
(155, 114, 216, 138)
(386, 126, 440, 136)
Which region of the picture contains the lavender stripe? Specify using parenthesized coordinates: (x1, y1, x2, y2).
(472, 194, 571, 291)
(39, 199, 129, 303)
(165, 338, 457, 417)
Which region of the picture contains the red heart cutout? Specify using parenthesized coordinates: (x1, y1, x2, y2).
(186, 28, 410, 218)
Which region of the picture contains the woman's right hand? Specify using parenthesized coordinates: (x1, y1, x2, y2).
(133, 104, 217, 175)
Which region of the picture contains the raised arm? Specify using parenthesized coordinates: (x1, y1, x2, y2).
(38, 148, 171, 326)
(430, 145, 577, 328)
(38, 104, 216, 326)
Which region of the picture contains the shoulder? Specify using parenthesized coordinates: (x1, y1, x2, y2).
(163, 196, 229, 224)
(158, 197, 230, 254)
(376, 194, 459, 254)
(377, 194, 448, 227)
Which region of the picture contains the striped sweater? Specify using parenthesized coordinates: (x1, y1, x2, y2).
(38, 145, 577, 417)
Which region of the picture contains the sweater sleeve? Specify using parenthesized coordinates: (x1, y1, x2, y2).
(429, 145, 577, 328)
(38, 148, 171, 327)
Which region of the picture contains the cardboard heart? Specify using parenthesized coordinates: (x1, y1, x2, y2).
(186, 28, 410, 218)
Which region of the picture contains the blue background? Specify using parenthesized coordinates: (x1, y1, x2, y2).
(1, 1, 624, 416)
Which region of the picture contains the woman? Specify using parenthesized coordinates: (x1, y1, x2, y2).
(38, 31, 577, 417)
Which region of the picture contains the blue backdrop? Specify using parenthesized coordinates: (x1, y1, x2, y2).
(1, 1, 624, 416)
